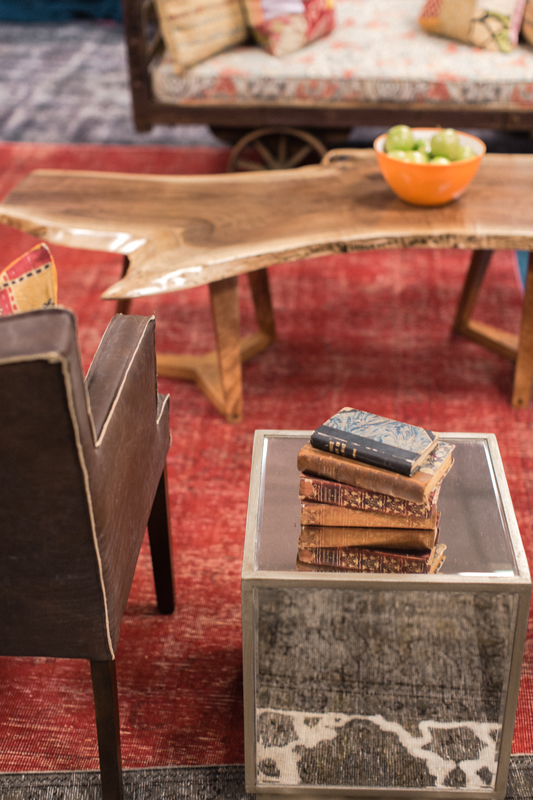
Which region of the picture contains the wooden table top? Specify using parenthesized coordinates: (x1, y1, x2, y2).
(1, 149, 532, 299)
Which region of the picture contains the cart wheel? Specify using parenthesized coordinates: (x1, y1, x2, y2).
(227, 127, 327, 172)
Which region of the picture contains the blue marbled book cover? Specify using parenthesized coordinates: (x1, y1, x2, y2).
(310, 408, 439, 476)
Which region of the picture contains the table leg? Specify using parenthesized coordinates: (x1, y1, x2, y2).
(453, 250, 492, 334)
(453, 249, 533, 408)
(156, 272, 275, 422)
(115, 256, 132, 316)
(209, 276, 243, 422)
(453, 247, 520, 362)
(512, 252, 533, 408)
(248, 267, 276, 343)
(452, 250, 518, 360)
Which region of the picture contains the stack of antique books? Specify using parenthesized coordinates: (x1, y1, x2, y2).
(296, 408, 455, 574)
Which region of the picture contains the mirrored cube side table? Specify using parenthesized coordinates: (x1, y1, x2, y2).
(242, 431, 531, 800)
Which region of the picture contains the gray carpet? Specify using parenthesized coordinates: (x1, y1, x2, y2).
(0, 19, 219, 146)
(0, 760, 532, 799)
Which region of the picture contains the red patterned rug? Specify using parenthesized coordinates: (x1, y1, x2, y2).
(0, 142, 532, 772)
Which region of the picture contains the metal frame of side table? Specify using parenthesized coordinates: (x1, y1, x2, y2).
(242, 431, 531, 799)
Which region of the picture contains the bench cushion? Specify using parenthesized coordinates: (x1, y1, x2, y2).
(152, 0, 533, 108)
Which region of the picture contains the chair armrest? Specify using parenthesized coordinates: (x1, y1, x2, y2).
(84, 312, 170, 648)
(85, 313, 158, 443)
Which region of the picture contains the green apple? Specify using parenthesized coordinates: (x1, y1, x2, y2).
(430, 128, 461, 161)
(413, 139, 432, 156)
(457, 144, 476, 160)
(385, 125, 414, 153)
(403, 150, 429, 164)
(387, 149, 409, 161)
(430, 157, 451, 165)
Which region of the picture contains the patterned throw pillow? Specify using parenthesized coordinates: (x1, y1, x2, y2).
(155, 0, 247, 72)
(0, 243, 57, 316)
(242, 0, 335, 57)
(522, 0, 533, 42)
(419, 0, 527, 52)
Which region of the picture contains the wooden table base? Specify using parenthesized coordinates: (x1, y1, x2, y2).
(141, 268, 275, 423)
(453, 250, 533, 408)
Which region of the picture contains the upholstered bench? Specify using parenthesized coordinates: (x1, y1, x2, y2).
(124, 0, 533, 156)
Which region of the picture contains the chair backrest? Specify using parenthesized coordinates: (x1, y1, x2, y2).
(0, 308, 112, 660)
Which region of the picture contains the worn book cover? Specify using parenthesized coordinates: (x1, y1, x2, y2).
(296, 543, 447, 575)
(300, 501, 439, 529)
(299, 524, 439, 551)
(299, 473, 441, 516)
(310, 407, 439, 476)
(297, 543, 446, 574)
(297, 441, 455, 505)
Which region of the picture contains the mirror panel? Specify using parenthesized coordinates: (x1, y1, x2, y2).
(254, 586, 518, 790)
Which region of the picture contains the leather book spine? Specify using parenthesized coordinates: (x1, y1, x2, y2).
(298, 546, 433, 574)
(297, 443, 440, 503)
(300, 501, 439, 529)
(299, 524, 438, 551)
(310, 425, 416, 476)
(299, 474, 439, 517)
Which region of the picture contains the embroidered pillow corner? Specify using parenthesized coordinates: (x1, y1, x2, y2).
(0, 243, 57, 316)
(419, 0, 527, 52)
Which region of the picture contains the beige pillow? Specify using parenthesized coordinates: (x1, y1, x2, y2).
(419, 0, 527, 52)
(0, 243, 57, 316)
(155, 0, 248, 72)
(522, 0, 533, 42)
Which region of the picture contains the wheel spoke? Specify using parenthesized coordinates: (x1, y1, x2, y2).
(254, 139, 279, 169)
(228, 128, 326, 172)
(234, 158, 266, 171)
(277, 135, 288, 167)
(285, 143, 313, 169)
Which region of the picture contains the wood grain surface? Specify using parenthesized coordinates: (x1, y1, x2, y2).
(1, 149, 533, 300)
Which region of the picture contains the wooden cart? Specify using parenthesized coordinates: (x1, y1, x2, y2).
(122, 0, 533, 169)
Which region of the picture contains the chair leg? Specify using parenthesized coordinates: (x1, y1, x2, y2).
(147, 465, 175, 614)
(90, 660, 124, 800)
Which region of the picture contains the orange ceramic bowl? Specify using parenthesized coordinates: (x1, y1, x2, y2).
(373, 129, 486, 206)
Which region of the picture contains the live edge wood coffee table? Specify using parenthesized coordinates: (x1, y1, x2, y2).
(1, 149, 533, 422)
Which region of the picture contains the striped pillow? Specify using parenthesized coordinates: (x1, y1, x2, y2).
(155, 0, 248, 72)
(0, 243, 57, 316)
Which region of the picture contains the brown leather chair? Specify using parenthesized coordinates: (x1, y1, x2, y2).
(0, 307, 174, 800)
